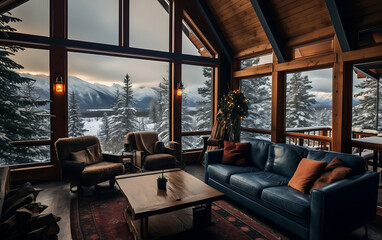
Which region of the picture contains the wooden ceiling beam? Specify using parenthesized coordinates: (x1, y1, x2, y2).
(0, 0, 28, 14)
(250, 0, 286, 63)
(325, 0, 351, 52)
(194, 0, 233, 63)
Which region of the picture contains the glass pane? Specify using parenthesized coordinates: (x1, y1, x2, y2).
(1, 47, 50, 166)
(130, 0, 169, 52)
(182, 136, 203, 150)
(240, 52, 272, 69)
(240, 75, 272, 130)
(182, 20, 212, 57)
(8, 0, 49, 36)
(240, 132, 271, 141)
(286, 68, 333, 130)
(68, 52, 169, 153)
(68, 0, 119, 45)
(2, 145, 50, 166)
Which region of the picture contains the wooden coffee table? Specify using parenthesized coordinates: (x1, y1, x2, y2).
(116, 168, 224, 240)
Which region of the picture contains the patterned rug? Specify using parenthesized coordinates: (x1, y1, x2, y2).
(70, 190, 281, 240)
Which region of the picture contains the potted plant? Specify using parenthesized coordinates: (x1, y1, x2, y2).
(217, 90, 249, 142)
(157, 170, 167, 190)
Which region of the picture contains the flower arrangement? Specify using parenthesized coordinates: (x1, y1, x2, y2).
(217, 89, 249, 142)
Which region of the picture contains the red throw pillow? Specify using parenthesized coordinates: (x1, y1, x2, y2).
(309, 157, 352, 194)
(288, 158, 327, 194)
(221, 141, 251, 166)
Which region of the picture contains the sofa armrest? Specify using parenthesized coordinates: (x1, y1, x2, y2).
(103, 153, 123, 163)
(61, 161, 85, 183)
(310, 171, 379, 240)
(204, 149, 224, 183)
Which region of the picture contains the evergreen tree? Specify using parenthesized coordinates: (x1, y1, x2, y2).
(0, 14, 50, 165)
(68, 91, 86, 137)
(195, 67, 212, 131)
(155, 77, 170, 144)
(353, 77, 382, 130)
(239, 58, 272, 138)
(99, 112, 111, 152)
(316, 108, 332, 126)
(182, 93, 197, 149)
(109, 74, 138, 153)
(286, 72, 316, 128)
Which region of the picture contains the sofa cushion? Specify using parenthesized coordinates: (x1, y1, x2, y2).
(222, 141, 251, 166)
(306, 149, 365, 175)
(309, 157, 352, 193)
(81, 161, 124, 186)
(288, 158, 327, 193)
(207, 164, 259, 183)
(230, 172, 290, 198)
(265, 144, 307, 178)
(262, 186, 311, 219)
(242, 138, 272, 170)
(70, 149, 91, 165)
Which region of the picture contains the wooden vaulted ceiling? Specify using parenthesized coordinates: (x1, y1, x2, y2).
(190, 0, 382, 59)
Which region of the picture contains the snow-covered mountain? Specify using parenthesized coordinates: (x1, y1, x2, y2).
(20, 73, 200, 109)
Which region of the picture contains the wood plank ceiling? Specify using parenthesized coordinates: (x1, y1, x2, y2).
(204, 0, 382, 59)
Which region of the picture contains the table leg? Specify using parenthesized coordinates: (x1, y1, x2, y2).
(140, 217, 148, 240)
(373, 151, 378, 172)
(206, 202, 212, 224)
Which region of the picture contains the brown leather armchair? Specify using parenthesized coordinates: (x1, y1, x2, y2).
(55, 136, 125, 192)
(126, 131, 182, 171)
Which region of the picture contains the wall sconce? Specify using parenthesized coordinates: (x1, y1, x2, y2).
(55, 76, 64, 93)
(176, 81, 184, 96)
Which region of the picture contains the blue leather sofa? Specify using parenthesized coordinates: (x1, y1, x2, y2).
(204, 138, 379, 240)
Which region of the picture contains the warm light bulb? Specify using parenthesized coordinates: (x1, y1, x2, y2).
(176, 88, 183, 96)
(55, 83, 64, 93)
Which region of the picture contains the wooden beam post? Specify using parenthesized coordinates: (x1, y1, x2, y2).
(250, 0, 286, 63)
(271, 53, 286, 143)
(170, 0, 183, 145)
(332, 36, 352, 153)
(119, 0, 129, 47)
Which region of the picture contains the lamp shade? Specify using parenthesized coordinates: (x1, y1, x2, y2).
(176, 88, 183, 96)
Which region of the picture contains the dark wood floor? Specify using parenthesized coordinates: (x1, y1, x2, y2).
(34, 164, 382, 240)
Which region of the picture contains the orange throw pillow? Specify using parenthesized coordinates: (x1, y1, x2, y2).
(309, 157, 352, 194)
(288, 158, 327, 194)
(221, 141, 250, 166)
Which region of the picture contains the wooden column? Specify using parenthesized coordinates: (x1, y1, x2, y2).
(271, 53, 286, 143)
(119, 0, 129, 47)
(332, 36, 352, 153)
(170, 0, 183, 144)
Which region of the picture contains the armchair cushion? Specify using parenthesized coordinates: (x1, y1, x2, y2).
(70, 150, 90, 165)
(143, 154, 176, 171)
(81, 161, 124, 186)
(86, 143, 103, 164)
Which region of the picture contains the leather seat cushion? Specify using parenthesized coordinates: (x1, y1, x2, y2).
(262, 185, 311, 219)
(144, 153, 176, 170)
(230, 172, 290, 198)
(81, 161, 124, 186)
(207, 164, 259, 183)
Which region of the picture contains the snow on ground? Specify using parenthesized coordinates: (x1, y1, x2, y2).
(83, 117, 102, 137)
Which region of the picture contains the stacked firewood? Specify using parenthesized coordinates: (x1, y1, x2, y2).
(0, 182, 60, 240)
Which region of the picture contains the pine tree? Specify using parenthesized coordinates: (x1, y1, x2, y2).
(316, 108, 332, 126)
(182, 93, 197, 149)
(109, 74, 138, 153)
(68, 91, 86, 137)
(286, 72, 316, 128)
(352, 77, 382, 130)
(0, 14, 50, 165)
(195, 67, 212, 131)
(155, 77, 170, 144)
(239, 58, 272, 138)
(99, 112, 111, 152)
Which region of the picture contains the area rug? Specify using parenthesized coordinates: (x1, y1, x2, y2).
(70, 190, 281, 240)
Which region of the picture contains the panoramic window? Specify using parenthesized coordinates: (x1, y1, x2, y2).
(240, 74, 272, 140)
(130, 0, 170, 52)
(68, 52, 169, 154)
(182, 20, 212, 57)
(181, 64, 212, 150)
(285, 68, 333, 147)
(68, 0, 119, 45)
(8, 0, 49, 36)
(1, 47, 50, 166)
(240, 52, 272, 70)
